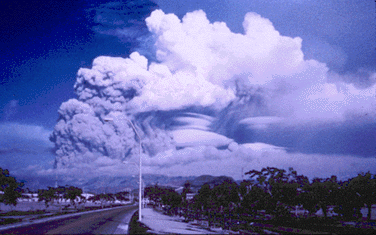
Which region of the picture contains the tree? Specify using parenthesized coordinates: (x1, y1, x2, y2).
(348, 172, 376, 221)
(301, 176, 339, 218)
(193, 184, 209, 217)
(239, 180, 250, 199)
(193, 183, 215, 226)
(38, 187, 58, 209)
(144, 184, 163, 207)
(64, 186, 83, 209)
(181, 181, 192, 220)
(211, 179, 240, 229)
(241, 185, 271, 218)
(89, 193, 113, 208)
(115, 191, 130, 202)
(245, 167, 307, 218)
(0, 168, 23, 207)
(161, 188, 181, 216)
(333, 179, 363, 220)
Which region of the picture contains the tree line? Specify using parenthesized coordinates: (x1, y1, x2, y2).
(0, 167, 131, 211)
(2, 166, 375, 225)
(144, 167, 376, 230)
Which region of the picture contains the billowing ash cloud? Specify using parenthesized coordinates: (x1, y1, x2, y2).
(49, 9, 376, 180)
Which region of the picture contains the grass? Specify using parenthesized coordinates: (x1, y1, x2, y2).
(189, 213, 376, 234)
(128, 210, 153, 234)
(0, 218, 23, 225)
(0, 210, 45, 216)
(244, 216, 376, 234)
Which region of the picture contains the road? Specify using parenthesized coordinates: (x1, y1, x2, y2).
(0, 205, 138, 234)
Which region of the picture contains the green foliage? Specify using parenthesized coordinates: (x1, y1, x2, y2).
(38, 187, 58, 208)
(144, 184, 182, 215)
(212, 179, 240, 210)
(347, 172, 376, 221)
(0, 168, 23, 206)
(333, 180, 363, 219)
(114, 191, 130, 201)
(161, 188, 182, 215)
(241, 185, 270, 215)
(38, 185, 83, 209)
(144, 184, 163, 206)
(64, 186, 83, 208)
(88, 193, 114, 208)
(144, 167, 376, 232)
(301, 176, 339, 218)
(192, 183, 213, 223)
(194, 183, 211, 211)
(192, 179, 241, 228)
(245, 167, 308, 218)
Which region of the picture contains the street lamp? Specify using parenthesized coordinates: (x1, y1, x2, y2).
(123, 161, 145, 208)
(104, 117, 143, 221)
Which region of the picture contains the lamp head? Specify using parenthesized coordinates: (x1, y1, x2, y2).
(103, 117, 114, 122)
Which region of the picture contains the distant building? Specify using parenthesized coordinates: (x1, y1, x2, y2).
(185, 193, 196, 201)
(81, 193, 95, 200)
(174, 186, 184, 194)
(122, 188, 132, 193)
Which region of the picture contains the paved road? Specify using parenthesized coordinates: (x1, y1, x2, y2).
(0, 205, 138, 234)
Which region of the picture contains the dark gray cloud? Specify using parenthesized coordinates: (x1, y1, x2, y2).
(236, 121, 376, 158)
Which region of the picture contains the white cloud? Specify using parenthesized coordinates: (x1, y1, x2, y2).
(242, 142, 285, 152)
(239, 116, 283, 129)
(275, 80, 376, 123)
(173, 114, 213, 131)
(146, 9, 308, 89)
(171, 129, 233, 148)
(139, 142, 376, 180)
(74, 9, 375, 120)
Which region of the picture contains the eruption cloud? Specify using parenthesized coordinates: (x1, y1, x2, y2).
(49, 9, 376, 180)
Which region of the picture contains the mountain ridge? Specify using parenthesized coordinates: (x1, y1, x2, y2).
(18, 173, 237, 194)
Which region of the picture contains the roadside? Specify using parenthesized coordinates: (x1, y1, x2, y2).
(135, 208, 310, 234)
(142, 207, 219, 234)
(128, 210, 153, 234)
(129, 207, 376, 234)
(130, 207, 234, 234)
(0, 201, 133, 226)
(0, 204, 135, 232)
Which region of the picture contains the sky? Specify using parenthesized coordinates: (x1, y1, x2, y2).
(0, 0, 375, 187)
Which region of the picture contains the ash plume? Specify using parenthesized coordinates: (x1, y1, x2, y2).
(49, 9, 376, 180)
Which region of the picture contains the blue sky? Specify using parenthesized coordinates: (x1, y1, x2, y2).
(0, 0, 375, 186)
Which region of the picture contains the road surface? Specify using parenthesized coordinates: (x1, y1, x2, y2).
(0, 205, 138, 234)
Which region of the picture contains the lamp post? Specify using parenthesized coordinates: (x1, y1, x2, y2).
(104, 117, 143, 221)
(123, 162, 144, 208)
